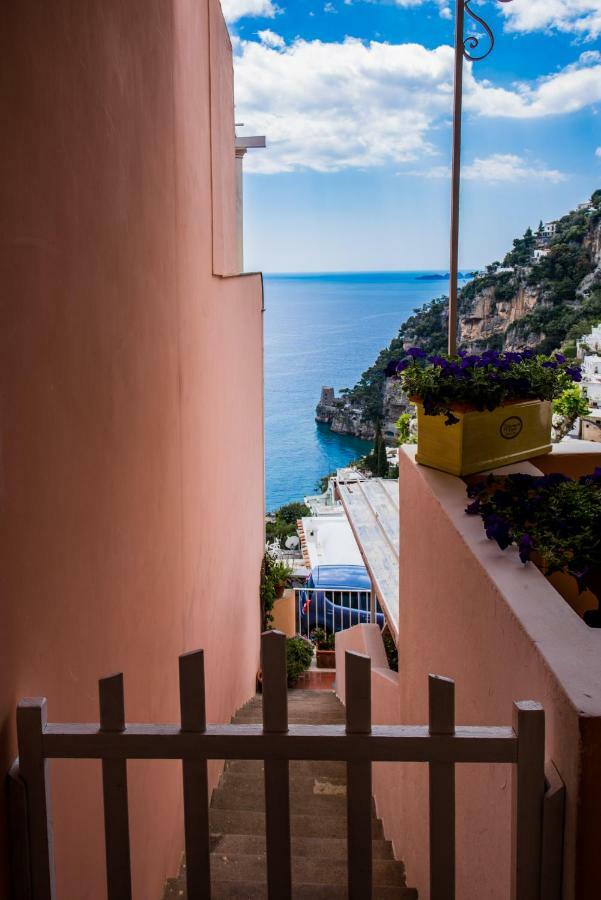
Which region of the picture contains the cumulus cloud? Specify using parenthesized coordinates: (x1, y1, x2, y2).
(421, 154, 567, 183)
(234, 36, 601, 174)
(500, 0, 601, 41)
(464, 51, 601, 119)
(596, 147, 601, 159)
(258, 29, 285, 48)
(221, 0, 278, 23)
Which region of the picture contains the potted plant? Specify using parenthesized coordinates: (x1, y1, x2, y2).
(286, 636, 314, 686)
(260, 553, 293, 629)
(465, 469, 601, 626)
(385, 348, 582, 476)
(311, 628, 336, 668)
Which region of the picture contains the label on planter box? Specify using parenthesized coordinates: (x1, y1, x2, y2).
(500, 416, 523, 440)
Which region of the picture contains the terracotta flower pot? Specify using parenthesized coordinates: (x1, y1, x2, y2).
(532, 553, 601, 626)
(274, 583, 286, 600)
(316, 649, 336, 669)
(414, 399, 552, 476)
(545, 570, 599, 621)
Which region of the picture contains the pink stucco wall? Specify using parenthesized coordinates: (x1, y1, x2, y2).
(0, 2, 263, 897)
(336, 447, 601, 900)
(394, 447, 600, 900)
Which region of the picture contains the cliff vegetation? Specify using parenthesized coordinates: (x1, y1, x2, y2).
(316, 190, 601, 439)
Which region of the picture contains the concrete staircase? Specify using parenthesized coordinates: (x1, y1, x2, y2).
(165, 690, 417, 899)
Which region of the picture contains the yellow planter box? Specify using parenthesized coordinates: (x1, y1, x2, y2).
(414, 399, 552, 476)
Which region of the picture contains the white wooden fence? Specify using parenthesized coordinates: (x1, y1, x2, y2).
(9, 630, 562, 900)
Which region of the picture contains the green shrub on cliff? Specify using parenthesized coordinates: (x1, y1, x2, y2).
(338, 191, 600, 424)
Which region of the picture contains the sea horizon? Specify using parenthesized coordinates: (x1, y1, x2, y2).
(264, 269, 472, 511)
(263, 268, 480, 277)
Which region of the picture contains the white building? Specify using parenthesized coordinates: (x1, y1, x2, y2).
(577, 329, 601, 442)
(299, 515, 364, 569)
(577, 325, 601, 359)
(532, 248, 549, 262)
(543, 221, 558, 237)
(582, 355, 601, 410)
(304, 466, 366, 517)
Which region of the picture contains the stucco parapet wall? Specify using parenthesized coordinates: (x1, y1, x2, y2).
(399, 445, 601, 719)
(335, 623, 395, 708)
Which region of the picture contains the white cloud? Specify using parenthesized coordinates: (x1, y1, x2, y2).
(234, 35, 601, 174)
(235, 38, 452, 173)
(221, 0, 278, 23)
(500, 0, 601, 41)
(258, 29, 285, 48)
(365, 0, 601, 37)
(418, 154, 566, 183)
(596, 147, 601, 158)
(465, 52, 601, 119)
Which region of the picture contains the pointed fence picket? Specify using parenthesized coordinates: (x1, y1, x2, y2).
(12, 630, 555, 900)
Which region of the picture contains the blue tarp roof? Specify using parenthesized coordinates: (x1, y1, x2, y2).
(308, 564, 370, 590)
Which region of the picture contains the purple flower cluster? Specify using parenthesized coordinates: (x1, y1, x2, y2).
(384, 346, 582, 423)
(465, 470, 601, 623)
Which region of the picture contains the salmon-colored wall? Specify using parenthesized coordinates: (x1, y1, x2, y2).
(394, 448, 599, 900)
(0, 2, 263, 897)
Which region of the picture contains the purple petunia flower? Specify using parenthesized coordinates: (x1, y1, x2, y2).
(406, 347, 427, 359)
(385, 358, 410, 377)
(483, 514, 513, 550)
(555, 353, 566, 364)
(574, 568, 590, 594)
(518, 533, 534, 564)
(542, 361, 558, 369)
(465, 499, 481, 515)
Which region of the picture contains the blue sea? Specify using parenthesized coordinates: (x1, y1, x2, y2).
(264, 271, 467, 511)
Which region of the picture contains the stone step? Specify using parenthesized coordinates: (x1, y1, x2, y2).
(163, 691, 418, 900)
(209, 882, 418, 899)
(211, 785, 348, 816)
(225, 759, 347, 779)
(210, 809, 384, 840)
(210, 833, 394, 860)
(220, 772, 347, 795)
(231, 721, 346, 728)
(210, 853, 407, 887)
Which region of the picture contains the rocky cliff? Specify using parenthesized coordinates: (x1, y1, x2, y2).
(316, 191, 601, 442)
(316, 380, 408, 442)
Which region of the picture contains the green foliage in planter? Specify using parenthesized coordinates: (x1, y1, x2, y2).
(465, 470, 601, 597)
(382, 631, 398, 672)
(395, 412, 417, 446)
(552, 386, 590, 442)
(310, 628, 335, 650)
(386, 348, 581, 425)
(286, 636, 314, 686)
(260, 552, 292, 629)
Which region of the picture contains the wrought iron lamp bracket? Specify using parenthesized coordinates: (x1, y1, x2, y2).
(462, 0, 513, 62)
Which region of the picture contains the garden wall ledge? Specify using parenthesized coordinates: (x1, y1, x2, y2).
(399, 444, 601, 719)
(395, 443, 601, 899)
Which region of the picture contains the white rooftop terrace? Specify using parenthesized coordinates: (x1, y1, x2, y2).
(300, 515, 364, 569)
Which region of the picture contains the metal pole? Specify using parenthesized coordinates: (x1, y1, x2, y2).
(447, 0, 513, 355)
(448, 0, 465, 357)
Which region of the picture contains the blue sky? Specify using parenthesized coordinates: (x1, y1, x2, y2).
(223, 0, 601, 272)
